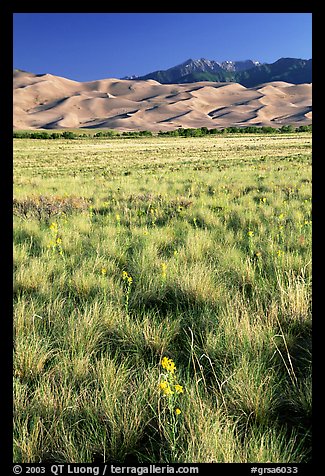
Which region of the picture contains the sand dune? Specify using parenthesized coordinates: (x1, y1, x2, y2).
(13, 71, 312, 131)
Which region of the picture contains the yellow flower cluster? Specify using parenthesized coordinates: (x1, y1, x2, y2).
(161, 262, 167, 281)
(122, 270, 133, 285)
(159, 380, 174, 396)
(159, 381, 184, 396)
(174, 384, 184, 394)
(49, 222, 58, 232)
(159, 356, 184, 416)
(161, 356, 176, 374)
(48, 222, 63, 256)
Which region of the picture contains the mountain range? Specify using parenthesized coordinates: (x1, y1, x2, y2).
(125, 57, 312, 87)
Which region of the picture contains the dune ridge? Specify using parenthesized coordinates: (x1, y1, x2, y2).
(13, 71, 312, 131)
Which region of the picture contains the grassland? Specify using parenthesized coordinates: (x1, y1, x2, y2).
(13, 133, 312, 463)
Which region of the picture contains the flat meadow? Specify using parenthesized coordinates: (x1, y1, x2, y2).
(13, 133, 312, 463)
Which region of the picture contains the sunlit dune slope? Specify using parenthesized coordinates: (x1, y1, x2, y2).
(13, 71, 312, 130)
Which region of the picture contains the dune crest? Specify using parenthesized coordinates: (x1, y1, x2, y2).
(13, 71, 312, 131)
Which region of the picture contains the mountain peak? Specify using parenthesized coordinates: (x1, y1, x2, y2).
(182, 58, 194, 64)
(134, 57, 311, 87)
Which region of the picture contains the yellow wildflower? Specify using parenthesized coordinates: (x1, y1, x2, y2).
(247, 230, 254, 237)
(161, 262, 167, 280)
(159, 381, 168, 391)
(164, 387, 174, 396)
(122, 271, 133, 284)
(161, 356, 176, 374)
(174, 384, 183, 394)
(101, 268, 107, 276)
(175, 408, 181, 415)
(159, 381, 174, 396)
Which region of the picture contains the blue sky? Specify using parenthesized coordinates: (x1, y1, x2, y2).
(13, 13, 312, 81)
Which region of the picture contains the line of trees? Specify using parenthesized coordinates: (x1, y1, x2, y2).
(13, 131, 79, 139)
(13, 124, 311, 139)
(158, 124, 312, 136)
(12, 130, 153, 139)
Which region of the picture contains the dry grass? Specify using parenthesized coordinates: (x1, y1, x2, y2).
(13, 134, 312, 463)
